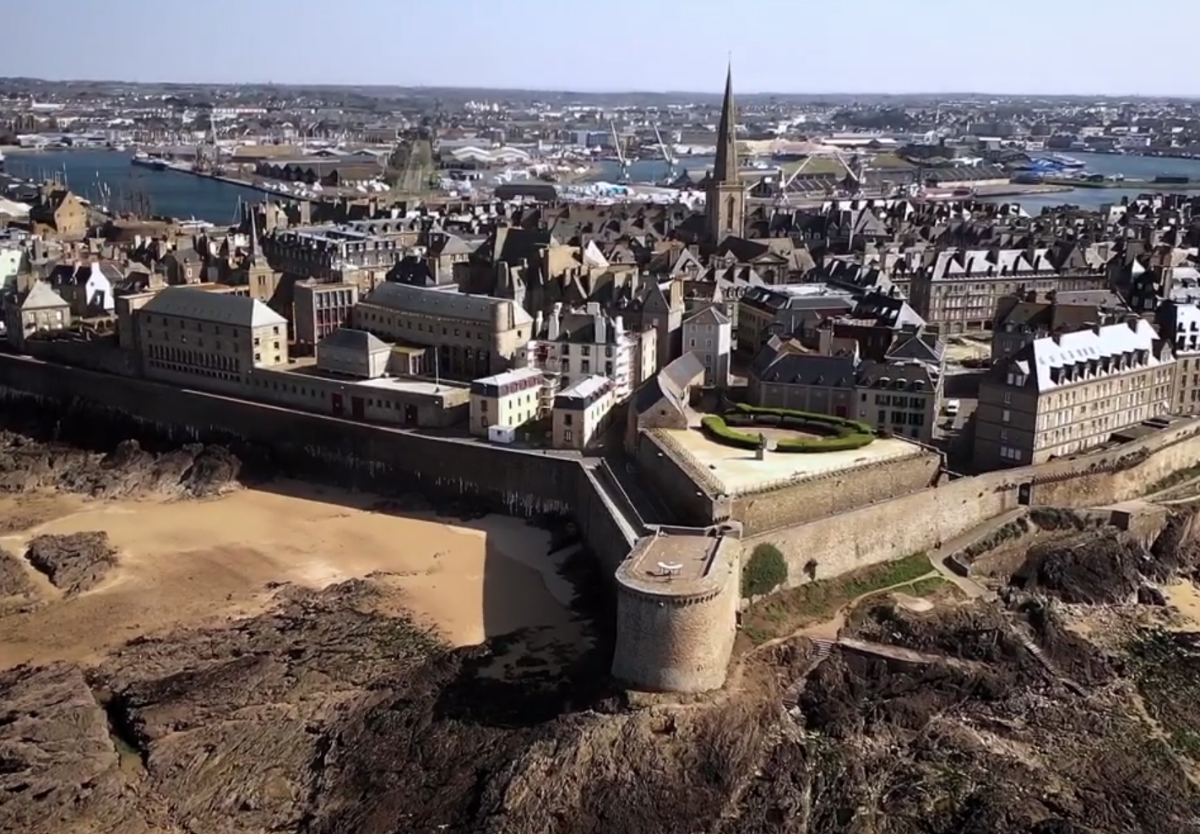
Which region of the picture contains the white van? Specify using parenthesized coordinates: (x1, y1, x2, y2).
(944, 399, 961, 417)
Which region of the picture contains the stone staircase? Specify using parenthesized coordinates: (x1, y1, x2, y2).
(782, 638, 837, 709)
(1012, 628, 1087, 696)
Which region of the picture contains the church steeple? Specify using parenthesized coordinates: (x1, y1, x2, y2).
(705, 62, 746, 244)
(713, 62, 738, 185)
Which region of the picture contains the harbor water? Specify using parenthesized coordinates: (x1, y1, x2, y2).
(4, 149, 263, 225)
(9, 149, 1200, 226)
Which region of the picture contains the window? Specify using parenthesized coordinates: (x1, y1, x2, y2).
(564, 413, 573, 425)
(481, 400, 488, 411)
(564, 429, 573, 442)
(1002, 409, 1011, 423)
(1003, 392, 1012, 405)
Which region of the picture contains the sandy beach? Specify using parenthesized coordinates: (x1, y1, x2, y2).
(0, 481, 572, 668)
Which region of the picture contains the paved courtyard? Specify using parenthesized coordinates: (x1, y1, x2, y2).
(660, 426, 927, 496)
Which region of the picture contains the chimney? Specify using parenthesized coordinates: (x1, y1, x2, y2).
(1127, 314, 1140, 332)
(1087, 321, 1099, 335)
(595, 311, 608, 346)
(548, 302, 562, 341)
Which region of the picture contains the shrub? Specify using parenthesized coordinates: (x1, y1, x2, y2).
(700, 415, 761, 450)
(742, 542, 788, 598)
(775, 433, 874, 453)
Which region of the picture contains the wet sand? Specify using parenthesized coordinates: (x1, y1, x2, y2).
(0, 482, 571, 668)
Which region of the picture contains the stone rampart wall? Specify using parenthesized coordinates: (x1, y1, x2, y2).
(730, 449, 940, 535)
(744, 419, 1200, 589)
(0, 355, 633, 568)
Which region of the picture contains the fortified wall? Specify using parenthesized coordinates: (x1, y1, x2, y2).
(747, 419, 1200, 588)
(635, 427, 942, 536)
(0, 355, 637, 573)
(9, 353, 1200, 697)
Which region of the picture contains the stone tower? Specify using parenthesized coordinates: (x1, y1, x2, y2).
(706, 64, 746, 244)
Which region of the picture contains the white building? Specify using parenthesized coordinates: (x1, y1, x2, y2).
(469, 366, 544, 439)
(682, 306, 732, 387)
(519, 303, 656, 401)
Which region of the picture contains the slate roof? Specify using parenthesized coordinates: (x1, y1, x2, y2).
(362, 282, 533, 326)
(318, 327, 390, 354)
(141, 286, 286, 328)
(20, 281, 68, 311)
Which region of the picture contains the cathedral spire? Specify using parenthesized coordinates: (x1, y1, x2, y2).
(713, 62, 738, 184)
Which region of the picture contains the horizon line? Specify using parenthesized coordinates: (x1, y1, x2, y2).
(0, 75, 1197, 101)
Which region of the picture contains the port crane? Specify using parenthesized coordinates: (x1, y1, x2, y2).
(773, 154, 816, 207)
(652, 122, 677, 181)
(609, 120, 630, 183)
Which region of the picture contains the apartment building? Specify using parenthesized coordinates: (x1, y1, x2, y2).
(1156, 300, 1200, 414)
(908, 245, 1111, 334)
(519, 304, 656, 401)
(975, 318, 1174, 469)
(737, 284, 855, 352)
(133, 286, 289, 391)
(352, 282, 533, 381)
(748, 336, 943, 442)
(294, 280, 359, 349)
(991, 291, 1126, 361)
(469, 366, 544, 439)
(552, 375, 615, 450)
(681, 306, 731, 387)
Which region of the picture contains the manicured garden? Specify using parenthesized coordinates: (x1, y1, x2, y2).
(700, 403, 876, 454)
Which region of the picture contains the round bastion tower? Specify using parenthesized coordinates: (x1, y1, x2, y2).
(611, 530, 741, 693)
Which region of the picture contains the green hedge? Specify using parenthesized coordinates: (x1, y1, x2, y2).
(775, 433, 875, 453)
(702, 404, 876, 454)
(700, 415, 761, 450)
(729, 403, 875, 436)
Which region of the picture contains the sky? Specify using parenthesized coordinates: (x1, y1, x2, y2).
(2, 0, 1195, 97)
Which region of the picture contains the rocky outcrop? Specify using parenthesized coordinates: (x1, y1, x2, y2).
(25, 532, 117, 596)
(0, 434, 241, 499)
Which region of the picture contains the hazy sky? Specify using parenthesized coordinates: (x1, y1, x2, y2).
(2, 0, 1194, 96)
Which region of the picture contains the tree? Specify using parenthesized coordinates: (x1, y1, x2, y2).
(742, 543, 787, 599)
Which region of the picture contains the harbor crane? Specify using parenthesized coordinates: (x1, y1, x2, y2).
(773, 154, 816, 207)
(652, 121, 677, 181)
(609, 120, 631, 183)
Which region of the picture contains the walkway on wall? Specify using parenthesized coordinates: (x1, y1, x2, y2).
(601, 452, 674, 526)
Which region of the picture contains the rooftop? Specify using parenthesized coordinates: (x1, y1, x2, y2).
(615, 533, 738, 600)
(141, 286, 286, 328)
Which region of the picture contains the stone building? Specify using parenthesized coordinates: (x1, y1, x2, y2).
(552, 375, 615, 451)
(737, 284, 856, 353)
(975, 318, 1174, 468)
(748, 335, 943, 443)
(315, 327, 390, 379)
(351, 282, 533, 381)
(907, 245, 1112, 335)
(1156, 299, 1200, 414)
(469, 366, 544, 438)
(28, 188, 88, 240)
(133, 286, 289, 391)
(991, 291, 1125, 362)
(293, 280, 359, 350)
(4, 280, 70, 351)
(681, 306, 731, 387)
